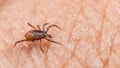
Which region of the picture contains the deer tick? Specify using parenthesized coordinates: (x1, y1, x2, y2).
(14, 23, 62, 52)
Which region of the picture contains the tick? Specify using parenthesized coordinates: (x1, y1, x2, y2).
(14, 23, 62, 52)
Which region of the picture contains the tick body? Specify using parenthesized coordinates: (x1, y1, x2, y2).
(25, 30, 51, 41)
(14, 23, 62, 52)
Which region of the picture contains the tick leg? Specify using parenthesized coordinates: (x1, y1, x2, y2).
(43, 23, 49, 31)
(29, 40, 37, 50)
(46, 24, 61, 33)
(30, 45, 33, 50)
(39, 40, 44, 53)
(29, 41, 34, 50)
(14, 39, 27, 47)
(27, 23, 36, 29)
(37, 25, 41, 30)
(45, 38, 62, 45)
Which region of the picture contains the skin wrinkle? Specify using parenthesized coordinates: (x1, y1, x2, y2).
(0, 0, 120, 68)
(92, 0, 110, 67)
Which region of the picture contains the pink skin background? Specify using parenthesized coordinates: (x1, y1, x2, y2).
(0, 0, 120, 68)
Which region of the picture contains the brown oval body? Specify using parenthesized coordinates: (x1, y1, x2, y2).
(25, 30, 51, 41)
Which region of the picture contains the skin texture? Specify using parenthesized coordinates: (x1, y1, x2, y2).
(0, 0, 120, 68)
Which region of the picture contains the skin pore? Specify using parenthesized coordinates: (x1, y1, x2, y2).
(0, 0, 120, 68)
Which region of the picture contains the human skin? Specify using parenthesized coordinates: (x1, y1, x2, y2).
(0, 0, 120, 68)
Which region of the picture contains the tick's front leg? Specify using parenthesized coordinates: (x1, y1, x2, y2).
(39, 40, 44, 53)
(27, 23, 37, 29)
(45, 38, 63, 45)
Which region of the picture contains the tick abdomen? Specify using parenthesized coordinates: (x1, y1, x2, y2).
(25, 30, 45, 41)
